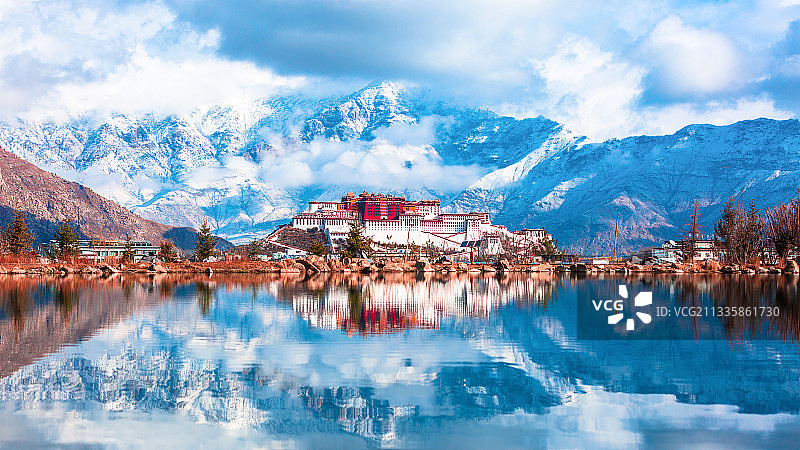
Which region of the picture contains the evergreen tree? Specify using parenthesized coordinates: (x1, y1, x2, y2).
(744, 202, 764, 262)
(121, 236, 135, 263)
(158, 239, 178, 262)
(194, 219, 218, 262)
(308, 235, 329, 257)
(339, 223, 372, 259)
(2, 210, 35, 255)
(54, 219, 79, 261)
(714, 196, 764, 265)
(714, 197, 740, 263)
(245, 238, 263, 259)
(539, 233, 560, 262)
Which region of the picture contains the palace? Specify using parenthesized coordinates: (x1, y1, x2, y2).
(290, 191, 545, 252)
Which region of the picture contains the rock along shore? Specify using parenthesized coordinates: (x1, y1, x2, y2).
(0, 257, 797, 276)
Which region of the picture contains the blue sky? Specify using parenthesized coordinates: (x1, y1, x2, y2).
(0, 0, 799, 140)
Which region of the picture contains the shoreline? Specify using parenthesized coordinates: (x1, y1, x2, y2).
(0, 256, 797, 276)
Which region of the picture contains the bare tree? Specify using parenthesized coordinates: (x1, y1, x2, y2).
(682, 201, 701, 266)
(765, 191, 800, 267)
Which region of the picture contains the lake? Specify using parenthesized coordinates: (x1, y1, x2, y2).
(0, 272, 799, 448)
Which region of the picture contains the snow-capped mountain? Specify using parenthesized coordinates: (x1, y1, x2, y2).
(1, 81, 798, 252)
(449, 118, 800, 252)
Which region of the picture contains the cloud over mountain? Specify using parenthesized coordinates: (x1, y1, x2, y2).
(0, 0, 799, 139)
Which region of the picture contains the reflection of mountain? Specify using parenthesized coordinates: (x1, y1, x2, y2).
(503, 275, 800, 414)
(1, 274, 800, 446)
(274, 273, 557, 335)
(0, 275, 176, 378)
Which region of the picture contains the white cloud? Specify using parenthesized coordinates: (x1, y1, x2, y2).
(499, 38, 646, 141)
(175, 119, 486, 193)
(0, 0, 799, 139)
(266, 121, 486, 191)
(27, 47, 304, 120)
(495, 32, 792, 141)
(639, 96, 794, 133)
(0, 0, 304, 121)
(643, 14, 745, 95)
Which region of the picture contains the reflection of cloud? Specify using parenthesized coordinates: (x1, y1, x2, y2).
(3, 275, 800, 447)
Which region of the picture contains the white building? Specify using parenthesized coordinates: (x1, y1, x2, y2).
(288, 194, 553, 256)
(40, 239, 161, 263)
(651, 239, 716, 263)
(292, 208, 517, 251)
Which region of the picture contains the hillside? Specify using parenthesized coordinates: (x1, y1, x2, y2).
(0, 147, 200, 250)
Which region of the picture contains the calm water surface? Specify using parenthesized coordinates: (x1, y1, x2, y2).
(0, 272, 799, 448)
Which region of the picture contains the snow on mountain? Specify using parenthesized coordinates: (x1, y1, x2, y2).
(451, 118, 800, 253)
(1, 80, 799, 251)
(301, 80, 417, 141)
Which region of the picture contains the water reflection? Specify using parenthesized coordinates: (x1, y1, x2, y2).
(273, 273, 557, 335)
(0, 273, 798, 447)
(623, 274, 800, 343)
(195, 281, 216, 318)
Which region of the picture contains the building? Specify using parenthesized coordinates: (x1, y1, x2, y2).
(516, 228, 551, 241)
(650, 239, 716, 263)
(290, 192, 547, 254)
(40, 239, 160, 263)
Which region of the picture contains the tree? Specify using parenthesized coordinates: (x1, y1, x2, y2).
(2, 210, 34, 255)
(54, 219, 79, 261)
(765, 190, 800, 266)
(308, 235, 330, 257)
(195, 219, 218, 262)
(714, 196, 764, 265)
(539, 233, 560, 262)
(406, 243, 421, 260)
(245, 238, 263, 259)
(424, 240, 441, 261)
(498, 234, 525, 264)
(714, 197, 739, 263)
(744, 202, 765, 263)
(682, 201, 702, 265)
(121, 236, 135, 263)
(339, 222, 372, 259)
(159, 239, 178, 262)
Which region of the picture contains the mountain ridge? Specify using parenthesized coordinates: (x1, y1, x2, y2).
(0, 81, 798, 252)
(0, 146, 202, 251)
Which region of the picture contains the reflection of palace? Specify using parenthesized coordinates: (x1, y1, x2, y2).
(279, 275, 556, 335)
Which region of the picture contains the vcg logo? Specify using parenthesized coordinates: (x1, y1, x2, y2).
(592, 285, 653, 331)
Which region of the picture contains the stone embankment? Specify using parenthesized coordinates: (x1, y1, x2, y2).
(0, 256, 798, 276)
